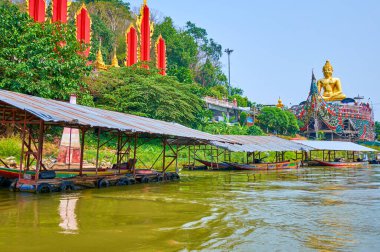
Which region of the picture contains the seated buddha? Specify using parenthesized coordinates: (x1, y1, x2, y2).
(317, 60, 346, 102)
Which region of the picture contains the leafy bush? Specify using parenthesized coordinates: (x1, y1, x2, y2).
(0, 2, 91, 101)
(86, 65, 205, 127)
(247, 125, 265, 136)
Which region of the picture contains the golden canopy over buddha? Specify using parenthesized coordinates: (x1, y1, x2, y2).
(317, 60, 346, 102)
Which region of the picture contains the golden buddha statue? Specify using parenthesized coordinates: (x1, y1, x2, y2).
(111, 48, 120, 68)
(276, 98, 284, 109)
(317, 60, 346, 102)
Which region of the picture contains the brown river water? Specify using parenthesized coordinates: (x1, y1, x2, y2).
(0, 167, 380, 251)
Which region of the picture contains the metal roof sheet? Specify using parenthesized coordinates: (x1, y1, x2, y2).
(293, 140, 376, 152)
(0, 89, 226, 142)
(211, 135, 314, 152)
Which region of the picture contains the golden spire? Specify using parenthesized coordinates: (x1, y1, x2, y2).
(111, 48, 120, 68)
(94, 40, 108, 70)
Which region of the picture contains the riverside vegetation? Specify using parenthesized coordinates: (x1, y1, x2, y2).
(2, 1, 368, 168)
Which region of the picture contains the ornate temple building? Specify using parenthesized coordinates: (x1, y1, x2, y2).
(291, 61, 375, 141)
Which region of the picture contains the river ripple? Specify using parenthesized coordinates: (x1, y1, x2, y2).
(0, 166, 379, 251)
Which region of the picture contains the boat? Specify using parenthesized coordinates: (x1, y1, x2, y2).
(313, 160, 368, 167)
(194, 159, 232, 170)
(229, 161, 299, 170)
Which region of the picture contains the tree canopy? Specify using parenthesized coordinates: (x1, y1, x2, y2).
(0, 2, 91, 101)
(256, 107, 299, 136)
(86, 64, 205, 127)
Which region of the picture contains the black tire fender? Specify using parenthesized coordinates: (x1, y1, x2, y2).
(60, 181, 75, 192)
(37, 183, 52, 194)
(141, 176, 150, 183)
(98, 178, 110, 188)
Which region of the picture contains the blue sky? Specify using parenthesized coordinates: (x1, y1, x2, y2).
(128, 0, 380, 120)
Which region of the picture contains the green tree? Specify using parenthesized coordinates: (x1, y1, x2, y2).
(154, 17, 198, 83)
(207, 85, 228, 99)
(239, 112, 248, 126)
(88, 14, 115, 62)
(247, 125, 265, 136)
(86, 64, 205, 127)
(256, 107, 299, 135)
(230, 94, 250, 107)
(0, 2, 91, 101)
(284, 110, 300, 135)
(375, 121, 380, 140)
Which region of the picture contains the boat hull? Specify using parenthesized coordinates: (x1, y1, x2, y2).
(194, 159, 231, 170)
(313, 160, 369, 167)
(229, 161, 299, 171)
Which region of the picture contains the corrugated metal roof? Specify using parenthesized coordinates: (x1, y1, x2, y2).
(211, 135, 314, 152)
(293, 140, 376, 152)
(0, 89, 226, 142)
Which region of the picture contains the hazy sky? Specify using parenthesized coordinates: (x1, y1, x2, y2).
(128, 0, 380, 120)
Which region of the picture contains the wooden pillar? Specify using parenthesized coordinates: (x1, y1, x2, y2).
(35, 120, 45, 182)
(79, 128, 86, 177)
(95, 129, 101, 176)
(162, 138, 167, 173)
(116, 131, 122, 169)
(26, 132, 32, 170)
(133, 133, 138, 177)
(175, 145, 179, 173)
(18, 113, 27, 179)
(68, 128, 72, 170)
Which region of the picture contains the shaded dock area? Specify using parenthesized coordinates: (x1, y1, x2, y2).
(182, 135, 377, 170)
(0, 89, 231, 193)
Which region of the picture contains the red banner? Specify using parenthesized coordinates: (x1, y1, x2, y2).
(52, 0, 68, 23)
(126, 25, 138, 67)
(76, 4, 91, 57)
(155, 36, 166, 75)
(27, 0, 46, 23)
(137, 2, 154, 66)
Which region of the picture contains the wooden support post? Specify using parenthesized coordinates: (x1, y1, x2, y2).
(68, 128, 72, 170)
(193, 143, 196, 166)
(95, 129, 101, 176)
(216, 148, 219, 167)
(117, 131, 122, 171)
(133, 133, 138, 177)
(79, 128, 86, 177)
(175, 145, 179, 173)
(35, 120, 45, 182)
(18, 113, 27, 179)
(162, 138, 167, 173)
(26, 132, 32, 170)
